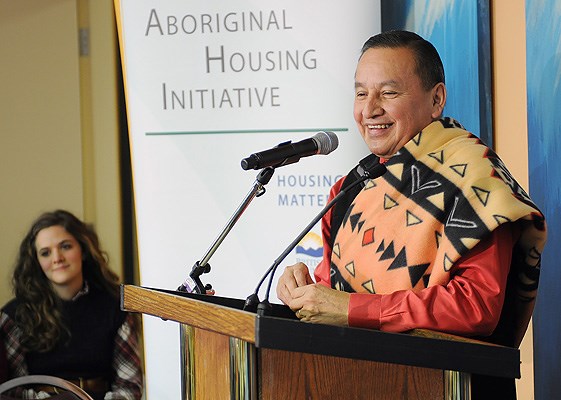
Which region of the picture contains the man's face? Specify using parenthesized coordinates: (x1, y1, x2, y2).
(353, 46, 445, 158)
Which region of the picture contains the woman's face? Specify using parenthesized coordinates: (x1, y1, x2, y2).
(35, 225, 84, 299)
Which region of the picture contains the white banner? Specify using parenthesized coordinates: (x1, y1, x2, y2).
(115, 1, 380, 398)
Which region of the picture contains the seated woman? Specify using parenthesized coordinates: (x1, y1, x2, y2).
(0, 210, 143, 400)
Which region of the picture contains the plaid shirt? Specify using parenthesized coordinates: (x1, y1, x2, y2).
(0, 306, 143, 400)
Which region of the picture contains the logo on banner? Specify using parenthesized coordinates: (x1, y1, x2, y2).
(295, 232, 323, 269)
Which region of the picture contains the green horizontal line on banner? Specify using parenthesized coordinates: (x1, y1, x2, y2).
(145, 128, 349, 136)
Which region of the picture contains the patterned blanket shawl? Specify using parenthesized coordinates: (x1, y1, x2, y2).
(331, 118, 547, 344)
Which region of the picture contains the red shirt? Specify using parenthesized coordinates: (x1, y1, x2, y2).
(314, 177, 518, 337)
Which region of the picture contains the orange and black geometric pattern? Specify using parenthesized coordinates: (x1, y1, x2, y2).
(330, 118, 547, 301)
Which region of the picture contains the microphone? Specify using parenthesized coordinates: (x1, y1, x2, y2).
(240, 131, 339, 170)
(243, 154, 387, 315)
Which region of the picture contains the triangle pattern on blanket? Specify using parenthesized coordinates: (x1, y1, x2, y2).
(329, 119, 545, 311)
(384, 194, 399, 210)
(349, 212, 363, 232)
(387, 247, 407, 270)
(409, 263, 431, 287)
(345, 262, 355, 277)
(379, 241, 395, 260)
(377, 145, 490, 256)
(472, 186, 491, 206)
(450, 163, 467, 177)
(386, 163, 404, 181)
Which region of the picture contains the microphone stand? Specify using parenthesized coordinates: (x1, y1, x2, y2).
(177, 167, 275, 294)
(243, 155, 387, 315)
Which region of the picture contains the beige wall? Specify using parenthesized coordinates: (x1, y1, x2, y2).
(0, 0, 536, 397)
(0, 0, 83, 298)
(0, 0, 122, 304)
(491, 1, 534, 399)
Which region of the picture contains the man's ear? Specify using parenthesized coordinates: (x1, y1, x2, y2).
(431, 83, 447, 118)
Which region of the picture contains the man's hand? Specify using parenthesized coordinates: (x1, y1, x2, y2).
(276, 262, 314, 304)
(277, 262, 350, 326)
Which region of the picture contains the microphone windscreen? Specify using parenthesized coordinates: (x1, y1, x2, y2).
(313, 131, 339, 155)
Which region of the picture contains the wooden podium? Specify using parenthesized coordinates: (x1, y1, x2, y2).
(121, 285, 519, 400)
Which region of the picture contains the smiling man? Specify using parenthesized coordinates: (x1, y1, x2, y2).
(276, 30, 547, 399)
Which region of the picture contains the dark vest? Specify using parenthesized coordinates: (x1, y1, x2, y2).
(3, 285, 126, 381)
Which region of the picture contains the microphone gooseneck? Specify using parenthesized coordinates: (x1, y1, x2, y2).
(243, 154, 387, 315)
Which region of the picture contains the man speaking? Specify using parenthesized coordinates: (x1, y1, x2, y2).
(276, 30, 547, 400)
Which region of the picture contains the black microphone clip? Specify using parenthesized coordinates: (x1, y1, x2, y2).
(358, 154, 384, 177)
(177, 261, 212, 294)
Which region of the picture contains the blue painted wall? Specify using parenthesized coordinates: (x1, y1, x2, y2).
(381, 0, 492, 146)
(525, 1, 561, 399)
(383, 0, 561, 397)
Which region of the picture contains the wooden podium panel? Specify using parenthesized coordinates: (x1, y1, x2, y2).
(189, 328, 231, 400)
(121, 285, 520, 400)
(259, 349, 443, 399)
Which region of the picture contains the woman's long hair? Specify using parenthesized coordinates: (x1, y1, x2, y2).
(12, 209, 121, 352)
